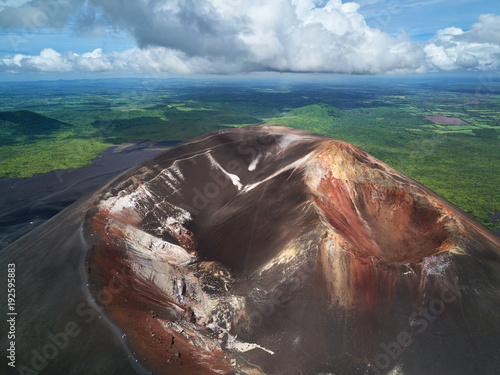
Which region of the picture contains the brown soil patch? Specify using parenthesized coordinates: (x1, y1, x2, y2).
(425, 115, 470, 125)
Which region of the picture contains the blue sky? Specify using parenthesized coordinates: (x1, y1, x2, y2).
(356, 0, 500, 40)
(0, 0, 499, 79)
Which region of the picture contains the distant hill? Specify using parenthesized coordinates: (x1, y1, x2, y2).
(0, 110, 70, 136)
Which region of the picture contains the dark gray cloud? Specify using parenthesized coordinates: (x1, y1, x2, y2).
(87, 0, 248, 59)
(0, 0, 84, 30)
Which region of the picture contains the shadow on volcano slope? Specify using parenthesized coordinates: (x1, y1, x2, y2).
(0, 142, 178, 249)
(1, 125, 499, 375)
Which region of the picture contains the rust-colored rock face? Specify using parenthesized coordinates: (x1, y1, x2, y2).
(311, 154, 453, 264)
(307, 142, 463, 312)
(2, 125, 499, 375)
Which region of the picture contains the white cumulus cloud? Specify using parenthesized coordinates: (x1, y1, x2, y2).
(424, 14, 500, 71)
(0, 1, 499, 75)
(1, 48, 113, 73)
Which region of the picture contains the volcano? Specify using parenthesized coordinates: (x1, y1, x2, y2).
(1, 125, 499, 375)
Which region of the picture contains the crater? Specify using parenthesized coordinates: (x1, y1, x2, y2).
(314, 177, 453, 264)
(306, 141, 457, 266)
